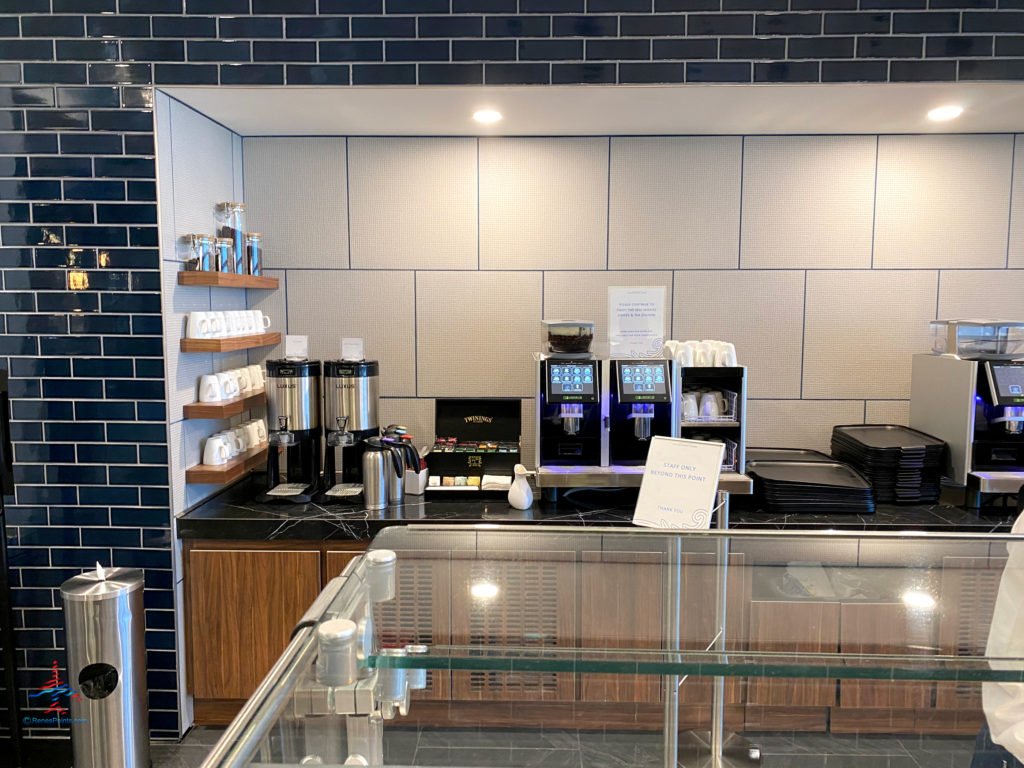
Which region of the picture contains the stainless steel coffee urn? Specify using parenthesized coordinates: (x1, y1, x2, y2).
(323, 360, 380, 488)
(263, 359, 321, 502)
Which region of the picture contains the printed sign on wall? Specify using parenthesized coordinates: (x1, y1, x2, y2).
(608, 286, 667, 358)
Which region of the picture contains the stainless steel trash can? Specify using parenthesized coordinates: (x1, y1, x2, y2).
(60, 565, 150, 768)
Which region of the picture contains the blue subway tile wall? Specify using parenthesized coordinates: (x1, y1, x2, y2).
(0, 0, 1021, 744)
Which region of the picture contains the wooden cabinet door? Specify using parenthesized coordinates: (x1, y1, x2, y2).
(372, 550, 451, 701)
(838, 602, 932, 709)
(325, 549, 364, 581)
(746, 600, 839, 708)
(188, 548, 321, 701)
(451, 550, 575, 702)
(580, 550, 663, 704)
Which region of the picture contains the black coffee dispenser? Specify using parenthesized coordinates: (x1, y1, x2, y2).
(607, 358, 674, 465)
(260, 359, 321, 503)
(537, 357, 603, 466)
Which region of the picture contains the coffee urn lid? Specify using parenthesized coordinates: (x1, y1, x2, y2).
(61, 563, 144, 602)
(267, 359, 321, 377)
(325, 359, 379, 378)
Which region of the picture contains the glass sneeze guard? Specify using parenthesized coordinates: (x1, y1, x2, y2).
(200, 525, 1024, 768)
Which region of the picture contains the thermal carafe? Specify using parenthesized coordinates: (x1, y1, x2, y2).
(361, 437, 403, 510)
(264, 359, 321, 500)
(324, 360, 380, 486)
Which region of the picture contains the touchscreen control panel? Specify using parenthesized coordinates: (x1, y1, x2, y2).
(987, 362, 1024, 406)
(545, 361, 599, 403)
(613, 360, 671, 404)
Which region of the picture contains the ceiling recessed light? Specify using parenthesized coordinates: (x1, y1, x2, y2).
(470, 582, 499, 599)
(902, 591, 936, 610)
(927, 105, 964, 122)
(473, 109, 502, 124)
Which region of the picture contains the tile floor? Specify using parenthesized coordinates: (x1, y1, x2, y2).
(151, 727, 982, 767)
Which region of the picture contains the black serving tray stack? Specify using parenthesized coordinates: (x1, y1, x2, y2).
(746, 447, 833, 464)
(747, 459, 876, 515)
(830, 425, 946, 505)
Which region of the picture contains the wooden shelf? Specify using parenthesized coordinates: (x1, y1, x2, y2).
(186, 443, 269, 485)
(183, 390, 266, 420)
(178, 271, 279, 290)
(180, 332, 280, 353)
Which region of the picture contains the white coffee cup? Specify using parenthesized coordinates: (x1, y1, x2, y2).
(203, 435, 231, 466)
(186, 311, 212, 339)
(244, 421, 262, 447)
(209, 311, 226, 338)
(675, 344, 694, 368)
(700, 392, 722, 420)
(247, 364, 264, 391)
(198, 374, 222, 403)
(236, 367, 252, 394)
(216, 371, 240, 401)
(681, 393, 699, 422)
(232, 425, 253, 451)
(251, 310, 271, 332)
(716, 342, 737, 367)
(217, 429, 242, 457)
(255, 418, 267, 443)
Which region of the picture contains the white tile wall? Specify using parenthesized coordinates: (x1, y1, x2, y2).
(416, 271, 542, 397)
(348, 137, 477, 270)
(938, 269, 1024, 319)
(285, 270, 417, 397)
(865, 400, 910, 426)
(608, 137, 742, 270)
(740, 136, 876, 269)
(543, 270, 672, 348)
(803, 270, 938, 399)
(379, 398, 435, 449)
(243, 138, 349, 269)
(672, 270, 805, 399)
(245, 267, 287, 365)
(479, 137, 608, 271)
(1008, 137, 1024, 269)
(874, 134, 1013, 269)
(747, 400, 866, 453)
(160, 133, 1020, 488)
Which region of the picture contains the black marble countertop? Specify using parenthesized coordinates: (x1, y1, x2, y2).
(176, 476, 1016, 542)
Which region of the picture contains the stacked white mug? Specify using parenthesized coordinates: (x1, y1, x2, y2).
(203, 418, 268, 465)
(198, 364, 266, 403)
(186, 310, 272, 339)
(663, 339, 738, 368)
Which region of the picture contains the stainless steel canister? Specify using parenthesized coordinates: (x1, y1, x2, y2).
(266, 359, 321, 434)
(324, 360, 379, 433)
(60, 565, 149, 768)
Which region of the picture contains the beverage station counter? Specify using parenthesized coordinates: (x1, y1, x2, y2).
(176, 475, 1013, 543)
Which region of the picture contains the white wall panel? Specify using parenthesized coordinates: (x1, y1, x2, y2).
(246, 268, 287, 366)
(349, 137, 477, 270)
(543, 270, 671, 348)
(520, 398, 536, 470)
(379, 398, 435, 449)
(169, 99, 235, 240)
(803, 270, 937, 399)
(480, 137, 607, 271)
(747, 400, 864, 453)
(865, 400, 910, 426)
(874, 134, 1013, 269)
(672, 270, 805, 399)
(938, 269, 1024, 319)
(609, 137, 741, 270)
(417, 271, 542, 397)
(740, 136, 876, 269)
(285, 270, 416, 397)
(1008, 136, 1024, 268)
(243, 137, 349, 269)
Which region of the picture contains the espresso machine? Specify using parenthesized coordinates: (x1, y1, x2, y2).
(536, 357, 603, 467)
(910, 320, 1024, 509)
(260, 359, 321, 503)
(322, 360, 380, 497)
(606, 358, 676, 465)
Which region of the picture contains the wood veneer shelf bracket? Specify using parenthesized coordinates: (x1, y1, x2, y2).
(185, 443, 269, 485)
(180, 332, 281, 353)
(183, 390, 266, 420)
(177, 271, 279, 290)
